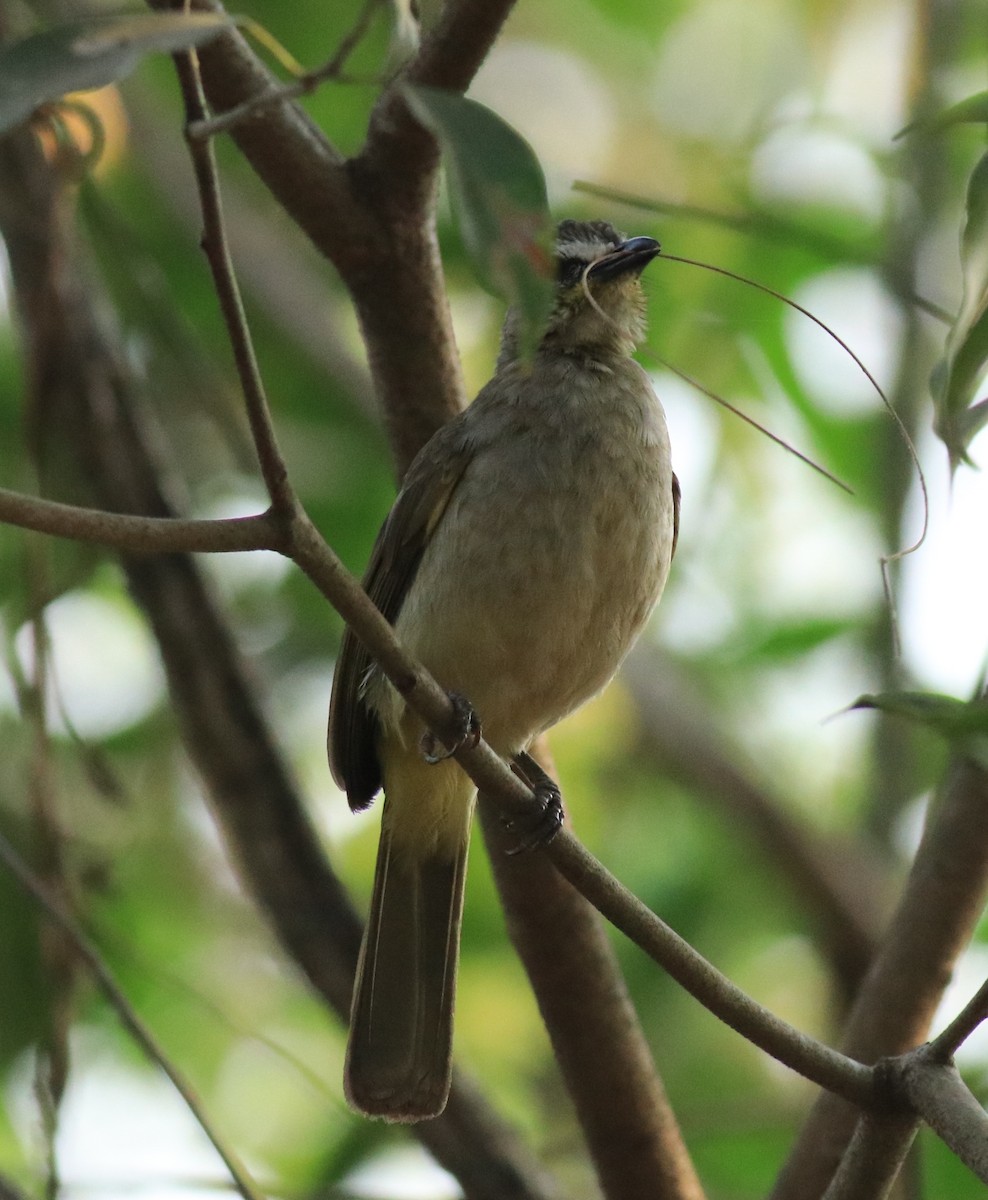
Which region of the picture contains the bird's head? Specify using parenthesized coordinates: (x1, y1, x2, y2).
(499, 219, 660, 367)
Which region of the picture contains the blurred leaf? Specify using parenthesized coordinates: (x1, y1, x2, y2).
(852, 691, 988, 769)
(0, 13, 235, 133)
(736, 616, 854, 662)
(931, 150, 988, 469)
(404, 85, 554, 356)
(899, 91, 988, 138)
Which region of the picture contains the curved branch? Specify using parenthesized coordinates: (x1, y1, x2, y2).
(361, 0, 520, 187)
(0, 488, 283, 554)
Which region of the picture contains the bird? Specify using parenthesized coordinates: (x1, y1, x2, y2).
(328, 218, 680, 1122)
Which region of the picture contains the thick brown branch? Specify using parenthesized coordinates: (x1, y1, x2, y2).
(480, 791, 706, 1200)
(821, 1111, 919, 1200)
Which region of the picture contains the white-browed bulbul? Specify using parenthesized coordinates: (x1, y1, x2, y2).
(328, 219, 679, 1122)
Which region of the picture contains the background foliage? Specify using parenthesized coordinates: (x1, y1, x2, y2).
(1, 0, 988, 1197)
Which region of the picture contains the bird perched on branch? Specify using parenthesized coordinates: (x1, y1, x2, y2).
(329, 218, 680, 1122)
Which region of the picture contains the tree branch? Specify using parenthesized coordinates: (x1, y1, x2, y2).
(624, 648, 885, 1000)
(172, 48, 296, 513)
(770, 754, 988, 1199)
(0, 831, 267, 1200)
(0, 488, 283, 553)
(480, 791, 706, 1200)
(0, 120, 556, 1200)
(361, 0, 520, 188)
(0, 447, 887, 1112)
(897, 1053, 988, 1185)
(928, 977, 988, 1060)
(288, 514, 875, 1106)
(820, 1111, 919, 1200)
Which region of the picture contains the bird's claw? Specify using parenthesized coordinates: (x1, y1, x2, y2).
(504, 752, 565, 854)
(420, 692, 482, 764)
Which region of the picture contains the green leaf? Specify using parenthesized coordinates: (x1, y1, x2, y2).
(851, 691, 988, 769)
(931, 150, 988, 469)
(898, 91, 988, 138)
(0, 13, 235, 134)
(404, 85, 554, 357)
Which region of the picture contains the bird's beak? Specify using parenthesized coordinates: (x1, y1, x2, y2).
(588, 236, 661, 282)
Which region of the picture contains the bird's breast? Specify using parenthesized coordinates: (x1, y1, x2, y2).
(378, 366, 676, 753)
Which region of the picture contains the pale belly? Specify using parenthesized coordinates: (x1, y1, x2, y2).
(380, 437, 675, 754)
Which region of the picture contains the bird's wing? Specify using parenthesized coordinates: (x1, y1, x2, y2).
(328, 421, 477, 811)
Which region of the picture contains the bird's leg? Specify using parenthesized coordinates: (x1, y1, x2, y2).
(420, 691, 482, 764)
(505, 751, 565, 854)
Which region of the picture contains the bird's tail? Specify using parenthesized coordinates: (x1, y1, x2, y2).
(345, 753, 473, 1121)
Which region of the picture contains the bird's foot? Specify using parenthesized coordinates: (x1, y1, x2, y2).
(420, 691, 482, 764)
(505, 751, 565, 854)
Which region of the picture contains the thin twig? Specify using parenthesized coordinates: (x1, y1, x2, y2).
(660, 251, 930, 656)
(572, 179, 953, 325)
(188, 0, 385, 140)
(0, 833, 268, 1200)
(928, 977, 988, 1060)
(173, 49, 296, 513)
(643, 349, 854, 494)
(0, 488, 285, 554)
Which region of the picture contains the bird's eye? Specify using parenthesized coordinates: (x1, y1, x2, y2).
(557, 257, 588, 287)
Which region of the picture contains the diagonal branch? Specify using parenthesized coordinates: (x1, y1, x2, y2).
(288, 513, 876, 1106)
(624, 648, 885, 1000)
(771, 752, 988, 1199)
(361, 0, 520, 188)
(0, 832, 267, 1200)
(928, 976, 988, 1060)
(897, 1052, 988, 1184)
